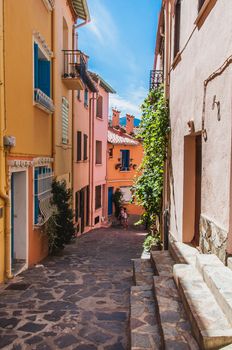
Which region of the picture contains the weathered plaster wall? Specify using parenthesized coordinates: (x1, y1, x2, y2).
(169, 0, 232, 256)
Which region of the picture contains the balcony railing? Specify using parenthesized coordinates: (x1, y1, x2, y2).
(149, 70, 164, 91)
(34, 88, 55, 113)
(62, 50, 89, 90)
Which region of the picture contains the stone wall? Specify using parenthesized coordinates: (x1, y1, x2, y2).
(200, 215, 228, 263)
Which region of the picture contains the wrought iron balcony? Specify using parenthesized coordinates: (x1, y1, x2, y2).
(149, 70, 164, 91)
(62, 50, 88, 90)
(34, 88, 55, 113)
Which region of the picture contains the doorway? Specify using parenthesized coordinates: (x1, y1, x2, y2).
(80, 188, 85, 233)
(182, 134, 202, 246)
(11, 171, 27, 274)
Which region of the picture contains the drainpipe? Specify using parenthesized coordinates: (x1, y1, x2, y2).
(89, 93, 96, 227)
(51, 7, 56, 170)
(0, 0, 13, 280)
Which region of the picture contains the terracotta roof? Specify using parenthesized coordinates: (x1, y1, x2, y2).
(108, 129, 139, 146)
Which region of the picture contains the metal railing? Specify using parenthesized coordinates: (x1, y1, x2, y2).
(62, 50, 88, 82)
(149, 70, 164, 91)
(34, 88, 55, 113)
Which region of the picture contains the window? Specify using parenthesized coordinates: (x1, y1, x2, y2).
(95, 185, 102, 209)
(34, 42, 51, 97)
(84, 134, 88, 161)
(109, 148, 113, 158)
(84, 89, 89, 107)
(77, 131, 82, 161)
(174, 0, 181, 58)
(34, 166, 53, 224)
(62, 97, 69, 144)
(96, 141, 102, 164)
(198, 0, 205, 11)
(77, 90, 81, 100)
(120, 150, 130, 171)
(120, 186, 132, 202)
(96, 95, 103, 119)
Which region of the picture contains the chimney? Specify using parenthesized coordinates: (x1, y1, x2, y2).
(112, 108, 120, 127)
(126, 114, 135, 134)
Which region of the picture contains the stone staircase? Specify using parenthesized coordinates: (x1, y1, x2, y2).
(130, 241, 232, 350)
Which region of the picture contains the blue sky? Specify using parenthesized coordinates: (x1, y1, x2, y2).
(78, 0, 162, 118)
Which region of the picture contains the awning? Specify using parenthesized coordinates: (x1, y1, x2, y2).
(71, 0, 90, 21)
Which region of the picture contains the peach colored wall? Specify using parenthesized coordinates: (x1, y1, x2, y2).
(53, 0, 73, 187)
(5, 0, 52, 157)
(167, 0, 232, 245)
(107, 143, 144, 216)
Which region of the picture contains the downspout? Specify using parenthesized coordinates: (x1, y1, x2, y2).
(0, 0, 12, 279)
(90, 93, 96, 227)
(51, 7, 56, 169)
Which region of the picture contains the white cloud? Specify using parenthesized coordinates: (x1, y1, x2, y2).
(109, 85, 148, 118)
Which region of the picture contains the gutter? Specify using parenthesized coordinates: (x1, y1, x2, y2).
(0, 0, 13, 280)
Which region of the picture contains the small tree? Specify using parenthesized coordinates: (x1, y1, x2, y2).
(112, 188, 123, 218)
(46, 179, 75, 254)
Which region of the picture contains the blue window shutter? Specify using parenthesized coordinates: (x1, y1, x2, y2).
(34, 43, 39, 88)
(34, 168, 39, 224)
(38, 60, 51, 97)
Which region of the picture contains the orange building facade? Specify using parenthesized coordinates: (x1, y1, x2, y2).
(107, 109, 144, 221)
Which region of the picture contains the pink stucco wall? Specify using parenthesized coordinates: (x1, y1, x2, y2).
(91, 85, 109, 225)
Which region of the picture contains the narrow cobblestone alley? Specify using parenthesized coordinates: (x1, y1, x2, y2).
(0, 226, 145, 350)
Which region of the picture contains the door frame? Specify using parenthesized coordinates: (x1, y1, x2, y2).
(10, 167, 29, 274)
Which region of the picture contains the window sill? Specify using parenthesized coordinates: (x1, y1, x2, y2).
(171, 52, 181, 70)
(195, 0, 215, 27)
(96, 117, 103, 121)
(95, 163, 102, 166)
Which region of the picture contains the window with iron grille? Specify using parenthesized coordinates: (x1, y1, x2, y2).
(62, 97, 69, 144)
(77, 131, 82, 161)
(96, 140, 102, 164)
(174, 0, 181, 58)
(84, 134, 88, 160)
(34, 166, 53, 225)
(198, 0, 205, 11)
(95, 185, 102, 209)
(96, 95, 103, 118)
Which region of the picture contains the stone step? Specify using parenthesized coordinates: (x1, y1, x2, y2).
(132, 258, 154, 287)
(169, 241, 199, 265)
(175, 266, 232, 349)
(153, 275, 199, 349)
(150, 250, 175, 277)
(130, 285, 162, 350)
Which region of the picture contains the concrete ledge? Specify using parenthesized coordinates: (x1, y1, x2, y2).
(227, 258, 232, 271)
(179, 276, 232, 349)
(173, 264, 202, 287)
(169, 241, 199, 265)
(196, 254, 224, 275)
(203, 265, 232, 326)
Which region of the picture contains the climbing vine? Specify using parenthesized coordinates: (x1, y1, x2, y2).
(133, 85, 169, 237)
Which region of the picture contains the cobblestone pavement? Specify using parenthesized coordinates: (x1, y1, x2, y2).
(0, 226, 145, 350)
